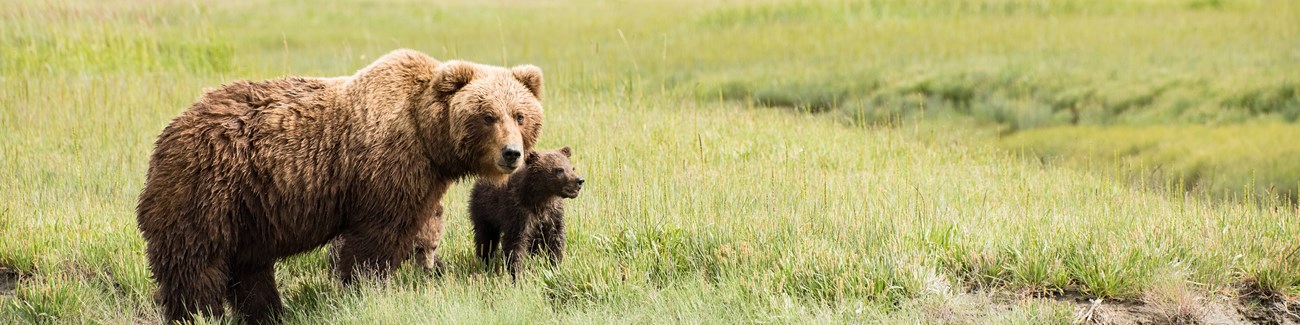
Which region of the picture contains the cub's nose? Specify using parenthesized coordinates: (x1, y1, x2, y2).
(576, 178, 585, 186)
(501, 147, 521, 163)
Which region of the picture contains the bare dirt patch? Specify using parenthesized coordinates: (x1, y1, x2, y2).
(945, 287, 1295, 324)
(1235, 296, 1300, 324)
(0, 264, 19, 296)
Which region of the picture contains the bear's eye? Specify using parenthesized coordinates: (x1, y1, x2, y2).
(514, 114, 525, 125)
(483, 115, 497, 124)
(552, 167, 564, 174)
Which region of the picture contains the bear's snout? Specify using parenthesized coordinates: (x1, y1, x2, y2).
(561, 178, 583, 199)
(497, 145, 523, 172)
(501, 146, 521, 163)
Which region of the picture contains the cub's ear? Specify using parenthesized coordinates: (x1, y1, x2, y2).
(433, 61, 477, 94)
(558, 146, 571, 157)
(525, 151, 540, 164)
(511, 65, 543, 99)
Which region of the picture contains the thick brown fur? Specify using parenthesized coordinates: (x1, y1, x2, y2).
(135, 49, 543, 324)
(469, 147, 583, 276)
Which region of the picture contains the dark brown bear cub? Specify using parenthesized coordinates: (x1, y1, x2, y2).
(469, 147, 583, 275)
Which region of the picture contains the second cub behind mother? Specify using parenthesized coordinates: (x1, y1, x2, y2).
(469, 147, 584, 275)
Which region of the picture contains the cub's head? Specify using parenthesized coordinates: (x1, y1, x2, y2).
(523, 147, 584, 199)
(434, 61, 543, 181)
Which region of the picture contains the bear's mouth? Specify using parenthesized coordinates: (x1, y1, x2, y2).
(495, 161, 519, 173)
(561, 186, 581, 199)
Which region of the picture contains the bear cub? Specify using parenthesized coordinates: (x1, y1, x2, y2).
(469, 147, 583, 275)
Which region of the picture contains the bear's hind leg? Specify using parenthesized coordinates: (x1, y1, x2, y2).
(141, 204, 233, 322)
(152, 256, 229, 323)
(227, 263, 282, 325)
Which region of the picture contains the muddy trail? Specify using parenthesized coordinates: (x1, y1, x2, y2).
(942, 288, 1300, 324)
(0, 264, 18, 296)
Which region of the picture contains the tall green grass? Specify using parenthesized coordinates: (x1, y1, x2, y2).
(688, 0, 1300, 130)
(682, 0, 1300, 201)
(1, 0, 1296, 323)
(1000, 124, 1300, 201)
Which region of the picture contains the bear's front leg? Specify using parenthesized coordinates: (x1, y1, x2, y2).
(332, 224, 417, 285)
(544, 219, 566, 266)
(532, 216, 566, 266)
(500, 220, 537, 276)
(410, 203, 446, 273)
(473, 220, 502, 266)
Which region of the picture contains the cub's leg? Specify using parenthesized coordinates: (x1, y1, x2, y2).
(473, 220, 501, 266)
(500, 220, 537, 276)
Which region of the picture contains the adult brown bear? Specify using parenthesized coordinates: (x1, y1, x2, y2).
(135, 49, 543, 324)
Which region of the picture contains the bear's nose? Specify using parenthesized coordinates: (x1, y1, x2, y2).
(501, 147, 521, 163)
(576, 178, 585, 186)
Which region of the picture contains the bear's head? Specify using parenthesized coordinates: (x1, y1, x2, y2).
(434, 61, 544, 181)
(520, 147, 584, 199)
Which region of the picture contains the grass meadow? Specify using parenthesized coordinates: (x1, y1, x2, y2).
(2, 0, 1297, 323)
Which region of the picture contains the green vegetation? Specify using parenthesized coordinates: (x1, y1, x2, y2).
(681, 0, 1300, 201)
(1, 0, 1296, 323)
(690, 0, 1300, 130)
(1001, 124, 1300, 200)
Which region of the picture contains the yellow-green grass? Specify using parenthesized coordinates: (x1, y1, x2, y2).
(2, 0, 1297, 323)
(679, 0, 1300, 200)
(681, 0, 1300, 201)
(1000, 124, 1300, 202)
(687, 0, 1300, 130)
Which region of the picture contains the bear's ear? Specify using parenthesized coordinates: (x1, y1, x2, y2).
(525, 151, 540, 165)
(558, 146, 571, 157)
(433, 61, 477, 94)
(511, 65, 543, 99)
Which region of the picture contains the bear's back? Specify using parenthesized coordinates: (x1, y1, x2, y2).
(143, 76, 356, 256)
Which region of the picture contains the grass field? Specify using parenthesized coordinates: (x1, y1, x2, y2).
(2, 0, 1298, 323)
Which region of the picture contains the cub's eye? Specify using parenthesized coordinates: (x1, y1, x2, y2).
(552, 167, 565, 174)
(483, 115, 497, 124)
(514, 114, 525, 125)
